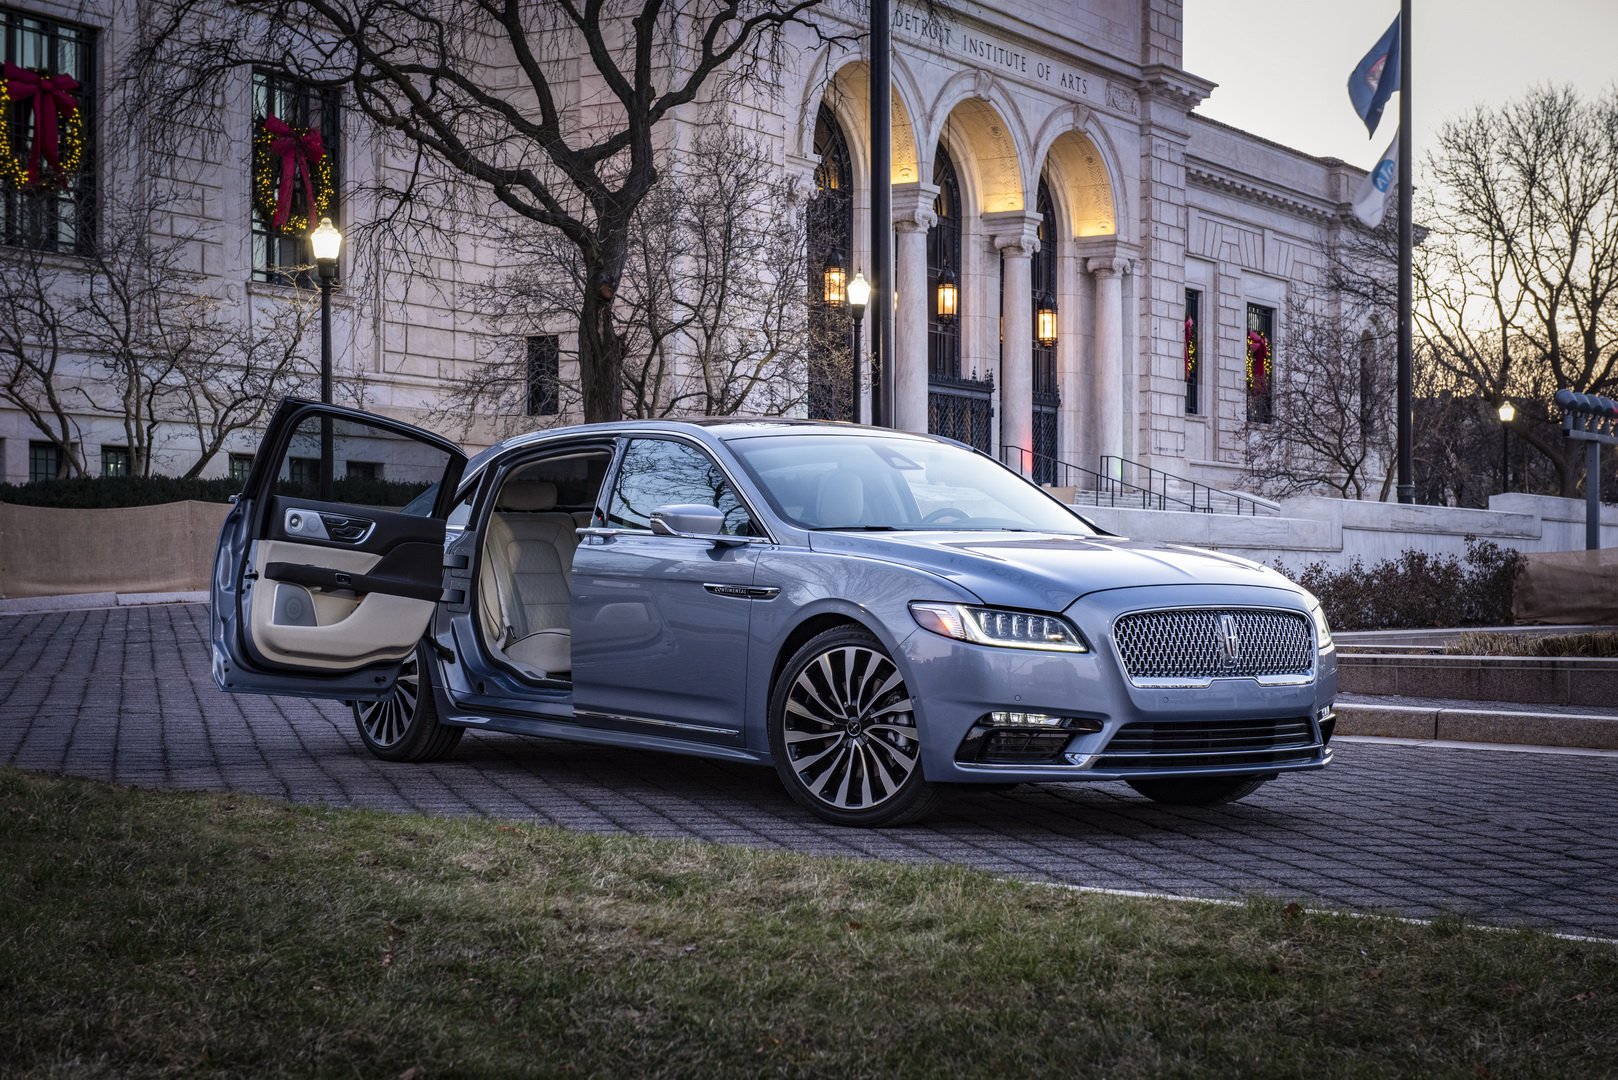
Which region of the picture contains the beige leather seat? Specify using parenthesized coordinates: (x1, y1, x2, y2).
(478, 480, 579, 677)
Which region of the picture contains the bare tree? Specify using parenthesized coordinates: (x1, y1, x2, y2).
(433, 118, 809, 438)
(1245, 293, 1396, 500)
(1415, 85, 1618, 496)
(0, 247, 89, 477)
(137, 0, 848, 425)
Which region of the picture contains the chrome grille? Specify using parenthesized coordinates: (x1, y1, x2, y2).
(1095, 717, 1320, 772)
(1112, 607, 1313, 683)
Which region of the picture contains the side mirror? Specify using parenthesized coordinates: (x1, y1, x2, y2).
(649, 503, 728, 539)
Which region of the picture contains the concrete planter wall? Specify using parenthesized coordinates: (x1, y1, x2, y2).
(1077, 492, 1618, 570)
(0, 501, 231, 599)
(1339, 652, 1618, 708)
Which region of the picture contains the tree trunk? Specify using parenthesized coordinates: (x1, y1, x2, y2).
(578, 260, 627, 423)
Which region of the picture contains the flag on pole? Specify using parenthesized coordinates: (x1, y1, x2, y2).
(1348, 14, 1401, 137)
(1351, 133, 1399, 228)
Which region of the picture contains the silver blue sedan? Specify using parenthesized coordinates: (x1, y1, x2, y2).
(211, 399, 1337, 826)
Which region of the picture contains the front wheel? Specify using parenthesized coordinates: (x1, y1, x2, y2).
(1126, 775, 1267, 806)
(768, 627, 944, 827)
(351, 641, 464, 763)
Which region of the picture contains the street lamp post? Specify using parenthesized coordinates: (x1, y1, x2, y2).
(1498, 399, 1516, 493)
(310, 216, 343, 501)
(848, 270, 871, 424)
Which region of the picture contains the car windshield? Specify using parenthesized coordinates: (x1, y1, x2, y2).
(727, 433, 1096, 534)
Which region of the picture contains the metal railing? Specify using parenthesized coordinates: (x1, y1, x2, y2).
(1099, 455, 1276, 516)
(999, 447, 1277, 516)
(928, 375, 994, 454)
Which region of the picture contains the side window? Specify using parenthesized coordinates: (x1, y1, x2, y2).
(606, 439, 751, 536)
(271, 413, 453, 515)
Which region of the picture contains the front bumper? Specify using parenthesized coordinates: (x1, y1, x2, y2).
(898, 586, 1338, 785)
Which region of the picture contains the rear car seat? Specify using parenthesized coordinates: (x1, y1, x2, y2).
(477, 480, 580, 677)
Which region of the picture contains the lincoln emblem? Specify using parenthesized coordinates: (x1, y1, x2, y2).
(1218, 614, 1242, 667)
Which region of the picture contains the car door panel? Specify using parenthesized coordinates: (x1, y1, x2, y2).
(209, 398, 465, 701)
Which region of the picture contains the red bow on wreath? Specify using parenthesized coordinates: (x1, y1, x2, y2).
(1247, 329, 1271, 397)
(3, 62, 80, 186)
(263, 115, 325, 230)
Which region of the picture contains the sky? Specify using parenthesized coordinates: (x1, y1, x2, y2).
(1182, 0, 1618, 172)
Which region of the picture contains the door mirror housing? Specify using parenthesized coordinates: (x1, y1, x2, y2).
(649, 504, 727, 539)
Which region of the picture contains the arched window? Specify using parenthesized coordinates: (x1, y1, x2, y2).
(1358, 328, 1376, 435)
(1030, 177, 1060, 477)
(807, 104, 855, 420)
(928, 145, 963, 380)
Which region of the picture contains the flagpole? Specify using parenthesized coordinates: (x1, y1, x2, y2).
(1396, 0, 1414, 503)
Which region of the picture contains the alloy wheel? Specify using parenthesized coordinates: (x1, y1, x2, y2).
(355, 652, 420, 749)
(782, 644, 919, 811)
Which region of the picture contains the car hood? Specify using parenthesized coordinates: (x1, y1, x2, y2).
(807, 530, 1302, 611)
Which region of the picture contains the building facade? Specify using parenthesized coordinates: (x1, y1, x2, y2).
(0, 0, 1378, 490)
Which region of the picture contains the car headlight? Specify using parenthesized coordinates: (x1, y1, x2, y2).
(1304, 594, 1333, 649)
(909, 602, 1088, 652)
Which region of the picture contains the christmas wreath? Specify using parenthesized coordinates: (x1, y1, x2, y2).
(252, 113, 332, 233)
(1184, 315, 1196, 381)
(0, 62, 85, 190)
(1246, 329, 1271, 396)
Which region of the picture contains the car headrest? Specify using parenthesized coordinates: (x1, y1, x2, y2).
(814, 470, 865, 526)
(498, 480, 558, 512)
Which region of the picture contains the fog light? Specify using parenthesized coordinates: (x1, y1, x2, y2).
(988, 710, 1065, 728)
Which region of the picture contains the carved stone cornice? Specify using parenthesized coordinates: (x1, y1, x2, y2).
(1185, 158, 1340, 222)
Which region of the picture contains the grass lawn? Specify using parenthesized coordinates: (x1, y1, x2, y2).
(2, 768, 1615, 1078)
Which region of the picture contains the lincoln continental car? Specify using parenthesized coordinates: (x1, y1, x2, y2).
(210, 399, 1337, 826)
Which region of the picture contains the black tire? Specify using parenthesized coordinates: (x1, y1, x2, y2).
(1126, 775, 1267, 806)
(768, 626, 944, 827)
(351, 641, 464, 762)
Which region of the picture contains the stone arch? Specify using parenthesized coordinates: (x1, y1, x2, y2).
(925, 75, 1029, 214)
(794, 56, 922, 186)
(1032, 110, 1121, 238)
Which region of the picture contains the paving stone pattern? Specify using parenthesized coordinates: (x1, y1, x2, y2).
(4, 605, 1618, 939)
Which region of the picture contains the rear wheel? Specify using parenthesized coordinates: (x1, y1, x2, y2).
(351, 641, 463, 762)
(769, 627, 944, 827)
(1126, 776, 1267, 806)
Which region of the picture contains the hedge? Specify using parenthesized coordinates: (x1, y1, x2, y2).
(0, 476, 431, 510)
(1282, 537, 1526, 631)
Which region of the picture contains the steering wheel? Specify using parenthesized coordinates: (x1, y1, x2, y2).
(922, 507, 970, 524)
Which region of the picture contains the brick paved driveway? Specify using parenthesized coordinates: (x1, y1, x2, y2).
(5, 604, 1617, 939)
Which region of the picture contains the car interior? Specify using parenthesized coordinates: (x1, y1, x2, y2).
(476, 449, 612, 682)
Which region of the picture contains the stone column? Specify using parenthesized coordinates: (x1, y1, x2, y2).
(891, 183, 939, 434)
(1088, 256, 1129, 477)
(987, 211, 1042, 474)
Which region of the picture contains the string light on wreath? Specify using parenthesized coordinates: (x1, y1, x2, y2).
(252, 113, 332, 234)
(1184, 315, 1196, 381)
(1246, 329, 1271, 396)
(0, 62, 85, 190)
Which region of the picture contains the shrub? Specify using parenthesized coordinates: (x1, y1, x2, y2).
(0, 476, 241, 508)
(1447, 630, 1618, 657)
(1280, 536, 1526, 631)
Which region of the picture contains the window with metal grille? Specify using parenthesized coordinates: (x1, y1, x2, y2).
(100, 445, 129, 477)
(927, 145, 962, 381)
(1185, 288, 1201, 415)
(806, 103, 854, 422)
(251, 70, 340, 283)
(525, 334, 559, 416)
(27, 440, 59, 481)
(1246, 302, 1275, 424)
(1, 8, 96, 253)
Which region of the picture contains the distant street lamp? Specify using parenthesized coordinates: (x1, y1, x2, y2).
(848, 270, 871, 424)
(1498, 399, 1516, 492)
(311, 216, 342, 500)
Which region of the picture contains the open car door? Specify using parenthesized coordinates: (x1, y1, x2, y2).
(210, 398, 466, 701)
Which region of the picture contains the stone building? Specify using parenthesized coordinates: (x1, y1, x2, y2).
(0, 0, 1379, 490)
